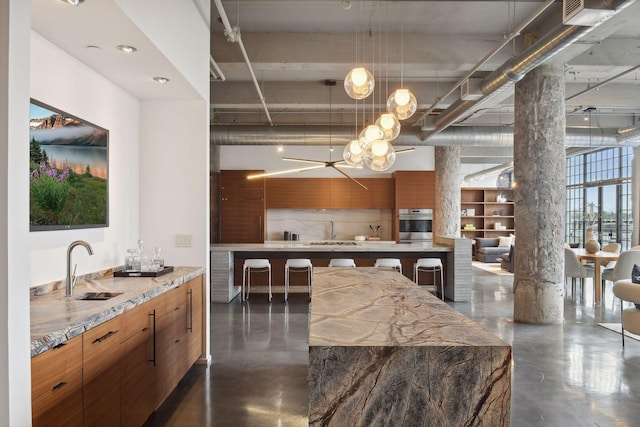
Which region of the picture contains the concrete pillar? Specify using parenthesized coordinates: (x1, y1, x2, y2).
(435, 146, 461, 238)
(632, 147, 640, 246)
(513, 65, 566, 324)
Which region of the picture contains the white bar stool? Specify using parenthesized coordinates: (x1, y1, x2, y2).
(328, 258, 356, 267)
(242, 259, 272, 302)
(374, 258, 402, 274)
(285, 258, 313, 302)
(413, 258, 444, 300)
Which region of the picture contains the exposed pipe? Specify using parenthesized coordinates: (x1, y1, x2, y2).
(421, 0, 637, 137)
(413, 0, 556, 125)
(210, 124, 638, 147)
(566, 63, 640, 102)
(210, 54, 226, 81)
(212, 0, 273, 125)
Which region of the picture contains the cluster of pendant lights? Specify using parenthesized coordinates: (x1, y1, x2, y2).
(342, 67, 417, 171)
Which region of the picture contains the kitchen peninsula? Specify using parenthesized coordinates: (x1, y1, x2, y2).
(210, 236, 472, 302)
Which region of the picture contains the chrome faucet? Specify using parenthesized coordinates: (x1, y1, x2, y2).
(66, 240, 94, 296)
(329, 221, 336, 240)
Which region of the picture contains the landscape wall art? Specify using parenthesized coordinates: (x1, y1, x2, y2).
(29, 99, 109, 231)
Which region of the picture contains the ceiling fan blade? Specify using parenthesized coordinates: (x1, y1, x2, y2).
(329, 165, 368, 190)
(282, 157, 328, 165)
(247, 164, 327, 179)
(395, 148, 416, 154)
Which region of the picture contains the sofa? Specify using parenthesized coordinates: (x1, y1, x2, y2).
(498, 245, 514, 272)
(475, 237, 513, 263)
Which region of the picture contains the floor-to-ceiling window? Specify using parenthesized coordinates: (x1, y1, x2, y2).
(565, 147, 633, 249)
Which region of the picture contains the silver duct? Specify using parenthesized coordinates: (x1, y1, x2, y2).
(210, 125, 636, 147)
(420, 0, 637, 137)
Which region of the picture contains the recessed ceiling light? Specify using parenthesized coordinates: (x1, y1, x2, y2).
(86, 45, 101, 50)
(62, 0, 82, 5)
(153, 77, 170, 84)
(117, 45, 137, 53)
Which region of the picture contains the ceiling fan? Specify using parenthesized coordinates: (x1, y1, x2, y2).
(246, 80, 414, 190)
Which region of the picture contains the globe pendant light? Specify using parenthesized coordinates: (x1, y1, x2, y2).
(364, 139, 396, 171)
(343, 139, 364, 167)
(375, 113, 400, 141)
(344, 67, 375, 100)
(359, 124, 385, 144)
(387, 88, 417, 120)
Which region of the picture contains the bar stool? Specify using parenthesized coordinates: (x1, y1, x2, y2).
(374, 258, 402, 274)
(242, 259, 272, 302)
(413, 258, 444, 300)
(328, 258, 356, 267)
(285, 258, 313, 302)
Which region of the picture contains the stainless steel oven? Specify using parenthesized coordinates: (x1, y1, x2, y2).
(399, 208, 433, 242)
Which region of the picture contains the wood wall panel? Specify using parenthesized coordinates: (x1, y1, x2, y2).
(265, 177, 394, 209)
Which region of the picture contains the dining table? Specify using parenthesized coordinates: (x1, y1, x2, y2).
(573, 248, 620, 304)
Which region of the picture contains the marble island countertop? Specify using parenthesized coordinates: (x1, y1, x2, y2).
(30, 266, 204, 357)
(210, 241, 451, 252)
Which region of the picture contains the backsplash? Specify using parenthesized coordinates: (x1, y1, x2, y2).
(267, 209, 393, 241)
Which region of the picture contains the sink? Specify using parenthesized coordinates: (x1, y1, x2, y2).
(78, 292, 123, 301)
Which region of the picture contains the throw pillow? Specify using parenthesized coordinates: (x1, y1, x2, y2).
(498, 236, 513, 248)
(632, 264, 640, 309)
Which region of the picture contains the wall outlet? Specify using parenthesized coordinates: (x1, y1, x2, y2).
(175, 234, 192, 247)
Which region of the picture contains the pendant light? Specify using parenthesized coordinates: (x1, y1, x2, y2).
(343, 139, 365, 167)
(344, 67, 375, 100)
(387, 19, 417, 120)
(375, 113, 400, 141)
(364, 139, 396, 171)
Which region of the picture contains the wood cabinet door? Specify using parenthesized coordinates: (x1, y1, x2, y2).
(121, 300, 156, 427)
(186, 276, 204, 365)
(157, 287, 189, 404)
(220, 198, 265, 243)
(395, 171, 435, 208)
(83, 315, 124, 427)
(31, 335, 83, 427)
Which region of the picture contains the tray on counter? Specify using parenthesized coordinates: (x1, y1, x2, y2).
(114, 266, 174, 278)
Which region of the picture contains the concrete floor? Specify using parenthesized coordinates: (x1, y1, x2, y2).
(145, 267, 640, 426)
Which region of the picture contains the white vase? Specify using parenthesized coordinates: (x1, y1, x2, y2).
(586, 239, 600, 254)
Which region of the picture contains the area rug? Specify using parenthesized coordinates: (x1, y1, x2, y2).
(597, 323, 640, 341)
(472, 261, 513, 276)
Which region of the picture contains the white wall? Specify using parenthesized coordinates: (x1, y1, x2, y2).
(1, 0, 33, 424)
(139, 100, 209, 268)
(29, 32, 141, 286)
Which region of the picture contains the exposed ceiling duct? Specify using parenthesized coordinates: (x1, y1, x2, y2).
(419, 0, 637, 138)
(211, 125, 638, 147)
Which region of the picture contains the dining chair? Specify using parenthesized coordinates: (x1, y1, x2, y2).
(612, 279, 640, 347)
(601, 250, 640, 298)
(564, 247, 594, 298)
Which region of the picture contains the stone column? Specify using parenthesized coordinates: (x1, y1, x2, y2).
(632, 146, 640, 246)
(513, 64, 566, 324)
(435, 146, 461, 238)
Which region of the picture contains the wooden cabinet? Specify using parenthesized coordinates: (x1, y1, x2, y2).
(121, 299, 158, 427)
(220, 170, 265, 243)
(31, 335, 83, 427)
(461, 188, 515, 238)
(394, 171, 436, 209)
(83, 315, 124, 426)
(265, 177, 394, 209)
(31, 275, 205, 427)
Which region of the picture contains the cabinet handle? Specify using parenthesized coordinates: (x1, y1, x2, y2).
(52, 342, 67, 350)
(93, 330, 118, 344)
(149, 310, 156, 366)
(259, 215, 263, 241)
(52, 381, 67, 391)
(187, 289, 193, 332)
(174, 306, 180, 311)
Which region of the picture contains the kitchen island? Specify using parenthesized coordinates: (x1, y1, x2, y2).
(210, 236, 472, 302)
(308, 267, 511, 426)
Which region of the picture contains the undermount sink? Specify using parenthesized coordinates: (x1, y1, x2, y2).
(78, 292, 123, 301)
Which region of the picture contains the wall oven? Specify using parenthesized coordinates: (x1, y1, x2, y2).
(399, 208, 433, 242)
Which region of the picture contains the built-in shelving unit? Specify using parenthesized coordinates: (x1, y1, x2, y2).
(461, 188, 515, 239)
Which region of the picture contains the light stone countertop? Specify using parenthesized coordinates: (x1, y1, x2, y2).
(30, 266, 204, 357)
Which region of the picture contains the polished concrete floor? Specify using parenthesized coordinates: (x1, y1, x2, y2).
(145, 268, 640, 426)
